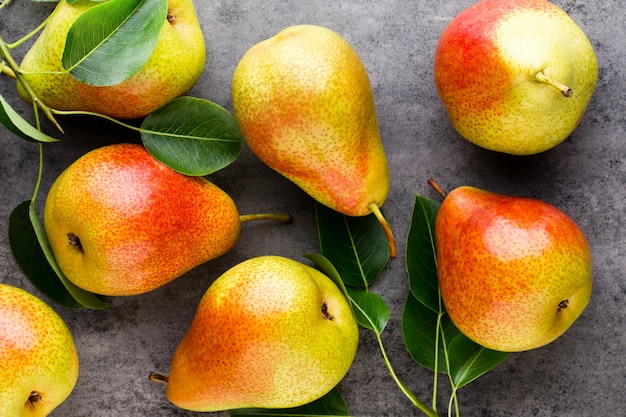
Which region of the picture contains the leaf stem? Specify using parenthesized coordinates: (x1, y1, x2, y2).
(0, 35, 63, 133)
(375, 330, 440, 417)
(6, 11, 53, 49)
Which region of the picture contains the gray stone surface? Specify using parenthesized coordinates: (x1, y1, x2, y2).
(0, 1, 624, 416)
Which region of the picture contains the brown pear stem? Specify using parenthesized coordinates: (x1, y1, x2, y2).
(427, 178, 447, 199)
(239, 213, 293, 224)
(148, 372, 170, 384)
(368, 203, 396, 259)
(534, 72, 573, 97)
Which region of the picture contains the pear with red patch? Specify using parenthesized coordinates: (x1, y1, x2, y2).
(434, 0, 598, 155)
(434, 185, 592, 352)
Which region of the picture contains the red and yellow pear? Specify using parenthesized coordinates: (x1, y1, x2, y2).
(434, 0, 598, 155)
(0, 284, 79, 417)
(43, 143, 289, 296)
(232, 24, 395, 257)
(434, 185, 592, 352)
(151, 255, 359, 412)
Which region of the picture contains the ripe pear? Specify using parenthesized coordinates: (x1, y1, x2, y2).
(150, 255, 359, 412)
(231, 24, 396, 257)
(17, 0, 205, 119)
(434, 185, 592, 352)
(0, 284, 79, 417)
(433, 0, 598, 155)
(43, 143, 290, 296)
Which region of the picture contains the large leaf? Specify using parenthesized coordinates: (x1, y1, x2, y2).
(406, 194, 440, 312)
(447, 333, 508, 389)
(230, 387, 349, 416)
(0, 95, 59, 142)
(8, 200, 108, 309)
(141, 97, 243, 176)
(62, 0, 167, 86)
(316, 202, 390, 288)
(402, 291, 459, 373)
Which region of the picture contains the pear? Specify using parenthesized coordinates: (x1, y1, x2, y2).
(43, 143, 290, 296)
(17, 0, 205, 119)
(150, 255, 359, 412)
(0, 284, 79, 417)
(231, 24, 396, 257)
(433, 0, 598, 155)
(434, 185, 592, 352)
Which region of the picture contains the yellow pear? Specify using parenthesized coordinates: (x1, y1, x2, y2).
(151, 255, 359, 412)
(17, 0, 206, 119)
(0, 284, 79, 417)
(231, 24, 396, 257)
(435, 185, 592, 352)
(43, 143, 290, 296)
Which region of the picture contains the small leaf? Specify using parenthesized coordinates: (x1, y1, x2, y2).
(315, 202, 390, 288)
(0, 95, 59, 142)
(230, 387, 350, 416)
(9, 200, 108, 309)
(346, 287, 390, 334)
(141, 97, 243, 176)
(447, 333, 509, 389)
(62, 0, 167, 86)
(406, 194, 440, 312)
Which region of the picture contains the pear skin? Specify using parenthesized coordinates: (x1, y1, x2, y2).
(0, 284, 79, 417)
(433, 0, 598, 155)
(232, 25, 395, 255)
(156, 256, 359, 412)
(435, 186, 593, 352)
(17, 0, 206, 119)
(43, 143, 241, 296)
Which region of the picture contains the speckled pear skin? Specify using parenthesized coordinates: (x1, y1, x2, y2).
(164, 256, 359, 412)
(231, 25, 389, 217)
(0, 284, 79, 417)
(434, 0, 598, 155)
(43, 144, 241, 296)
(435, 186, 593, 352)
(17, 0, 205, 119)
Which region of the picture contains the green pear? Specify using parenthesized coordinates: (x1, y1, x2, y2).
(150, 255, 359, 412)
(17, 0, 206, 119)
(434, 185, 592, 352)
(434, 0, 598, 155)
(43, 143, 290, 296)
(231, 24, 396, 257)
(0, 284, 79, 417)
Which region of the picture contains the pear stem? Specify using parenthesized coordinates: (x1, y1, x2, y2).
(368, 203, 396, 259)
(239, 213, 293, 224)
(427, 178, 447, 199)
(534, 71, 573, 97)
(148, 372, 169, 384)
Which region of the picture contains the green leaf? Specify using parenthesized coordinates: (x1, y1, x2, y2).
(447, 333, 508, 389)
(402, 291, 459, 373)
(8, 200, 108, 309)
(315, 202, 390, 288)
(141, 97, 243, 176)
(62, 0, 167, 86)
(230, 387, 350, 416)
(346, 287, 390, 333)
(406, 194, 440, 312)
(0, 95, 59, 143)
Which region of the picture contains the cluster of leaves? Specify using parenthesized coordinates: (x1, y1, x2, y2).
(0, 1, 509, 416)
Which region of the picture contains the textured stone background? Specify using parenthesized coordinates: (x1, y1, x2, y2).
(0, 1, 624, 416)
